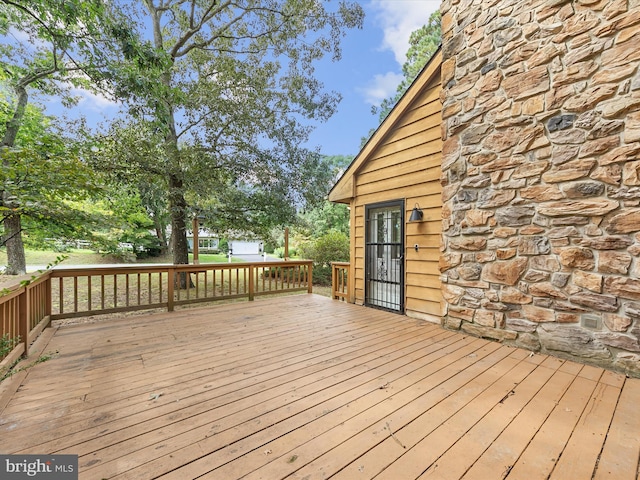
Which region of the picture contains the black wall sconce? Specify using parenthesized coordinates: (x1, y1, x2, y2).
(409, 203, 423, 222)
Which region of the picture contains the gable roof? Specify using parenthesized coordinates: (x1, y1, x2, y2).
(328, 48, 442, 203)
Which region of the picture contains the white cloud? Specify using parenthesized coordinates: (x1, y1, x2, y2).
(360, 71, 404, 106)
(71, 86, 119, 111)
(370, 0, 440, 65)
(358, 1, 440, 107)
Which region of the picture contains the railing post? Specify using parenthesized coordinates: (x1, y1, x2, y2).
(45, 275, 52, 326)
(248, 266, 255, 301)
(167, 268, 175, 312)
(307, 263, 313, 294)
(19, 287, 28, 358)
(331, 263, 337, 300)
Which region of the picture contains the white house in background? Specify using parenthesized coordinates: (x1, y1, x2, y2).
(186, 228, 220, 253)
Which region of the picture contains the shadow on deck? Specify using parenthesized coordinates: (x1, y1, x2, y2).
(0, 294, 638, 479)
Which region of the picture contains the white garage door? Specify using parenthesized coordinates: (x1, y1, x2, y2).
(230, 241, 261, 255)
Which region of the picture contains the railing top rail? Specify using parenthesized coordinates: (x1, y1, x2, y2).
(331, 261, 350, 267)
(0, 271, 51, 297)
(49, 260, 313, 277)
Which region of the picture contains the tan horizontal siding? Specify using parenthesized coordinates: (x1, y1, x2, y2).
(348, 67, 442, 318)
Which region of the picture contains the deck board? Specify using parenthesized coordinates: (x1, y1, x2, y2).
(0, 294, 638, 479)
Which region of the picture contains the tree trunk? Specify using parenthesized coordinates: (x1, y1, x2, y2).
(152, 216, 168, 255)
(3, 214, 26, 275)
(1, 85, 29, 275)
(168, 173, 193, 289)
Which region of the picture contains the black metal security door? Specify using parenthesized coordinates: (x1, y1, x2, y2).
(365, 201, 404, 312)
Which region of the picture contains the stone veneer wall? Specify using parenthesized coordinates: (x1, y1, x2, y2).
(439, 0, 640, 376)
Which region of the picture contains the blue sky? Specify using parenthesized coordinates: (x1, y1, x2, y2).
(40, 0, 440, 158)
(308, 0, 440, 156)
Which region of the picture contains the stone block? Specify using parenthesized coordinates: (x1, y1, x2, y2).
(559, 247, 595, 269)
(458, 263, 483, 281)
(591, 63, 637, 85)
(571, 292, 619, 312)
(587, 119, 624, 139)
(562, 181, 605, 198)
(515, 332, 541, 351)
(553, 10, 601, 42)
(605, 209, 640, 234)
(460, 322, 518, 341)
(481, 257, 528, 285)
(594, 332, 640, 352)
(519, 236, 551, 255)
(449, 237, 487, 251)
(603, 313, 632, 332)
(551, 145, 580, 165)
(613, 352, 640, 377)
(605, 275, 640, 300)
(495, 205, 536, 226)
(590, 165, 622, 185)
(522, 304, 556, 322)
(598, 251, 632, 275)
(530, 255, 561, 272)
(547, 114, 576, 132)
(442, 284, 466, 304)
(600, 97, 640, 119)
(538, 323, 611, 360)
(443, 316, 463, 330)
(601, 34, 640, 68)
(553, 60, 598, 87)
(625, 111, 640, 143)
(524, 270, 550, 282)
(506, 317, 537, 332)
(547, 227, 579, 239)
(448, 306, 475, 322)
(542, 158, 596, 182)
(529, 282, 567, 299)
(574, 270, 604, 292)
(548, 128, 587, 145)
(579, 136, 620, 158)
(503, 65, 550, 100)
(520, 185, 564, 201)
(539, 198, 619, 217)
(564, 84, 618, 113)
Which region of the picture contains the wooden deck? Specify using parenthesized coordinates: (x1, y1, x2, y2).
(0, 294, 638, 479)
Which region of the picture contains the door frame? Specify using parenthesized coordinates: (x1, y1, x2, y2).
(364, 199, 405, 313)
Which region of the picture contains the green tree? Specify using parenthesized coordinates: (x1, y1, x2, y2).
(0, 96, 98, 256)
(296, 154, 352, 238)
(104, 0, 364, 287)
(0, 0, 134, 273)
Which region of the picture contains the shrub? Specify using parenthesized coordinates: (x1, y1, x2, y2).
(300, 231, 349, 285)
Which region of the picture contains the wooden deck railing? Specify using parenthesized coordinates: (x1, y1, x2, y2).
(0, 260, 312, 367)
(0, 274, 52, 372)
(331, 261, 350, 302)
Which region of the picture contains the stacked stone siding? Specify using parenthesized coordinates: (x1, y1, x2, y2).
(439, 0, 640, 375)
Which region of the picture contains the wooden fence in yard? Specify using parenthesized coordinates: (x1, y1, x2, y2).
(0, 260, 312, 369)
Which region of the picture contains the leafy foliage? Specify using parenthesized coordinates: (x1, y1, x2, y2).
(0, 98, 99, 248)
(298, 230, 349, 285)
(0, 0, 141, 274)
(99, 0, 365, 269)
(0, 333, 19, 361)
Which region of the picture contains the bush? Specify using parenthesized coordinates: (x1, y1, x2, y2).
(218, 238, 229, 254)
(299, 231, 349, 286)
